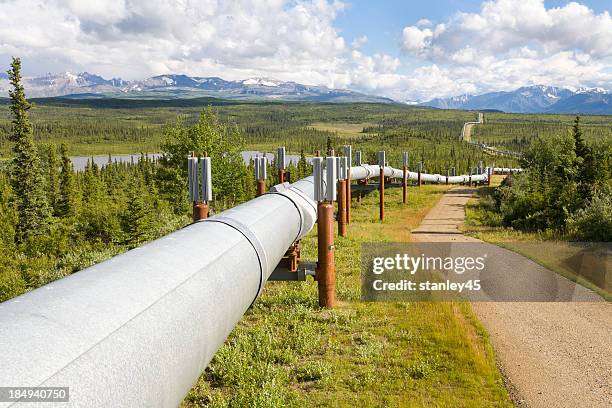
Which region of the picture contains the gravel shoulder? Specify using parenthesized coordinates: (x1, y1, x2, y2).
(412, 187, 612, 408)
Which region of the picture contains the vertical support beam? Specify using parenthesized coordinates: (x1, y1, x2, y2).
(402, 152, 408, 204)
(468, 168, 473, 187)
(342, 146, 352, 224)
(346, 169, 352, 224)
(378, 151, 385, 221)
(277, 146, 286, 184)
(402, 166, 407, 204)
(417, 166, 422, 187)
(193, 203, 209, 221)
(317, 202, 335, 308)
(445, 169, 450, 185)
(194, 155, 212, 221)
(337, 179, 347, 237)
(255, 156, 268, 197)
(487, 167, 492, 186)
(256, 180, 266, 196)
(379, 167, 385, 221)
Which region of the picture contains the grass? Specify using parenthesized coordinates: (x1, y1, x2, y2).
(181, 186, 512, 407)
(463, 185, 611, 301)
(308, 122, 377, 138)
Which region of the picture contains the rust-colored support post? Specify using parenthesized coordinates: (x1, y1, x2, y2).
(256, 180, 266, 196)
(317, 201, 335, 308)
(468, 168, 473, 187)
(402, 166, 407, 204)
(346, 169, 351, 224)
(192, 203, 209, 221)
(278, 169, 286, 184)
(417, 170, 422, 187)
(337, 179, 347, 237)
(379, 166, 385, 221)
(487, 167, 492, 186)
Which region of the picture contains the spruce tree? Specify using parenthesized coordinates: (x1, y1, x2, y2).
(122, 177, 153, 246)
(57, 143, 77, 217)
(572, 116, 595, 203)
(45, 144, 59, 214)
(326, 136, 333, 156)
(7, 57, 51, 242)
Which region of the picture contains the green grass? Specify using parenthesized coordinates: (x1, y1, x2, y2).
(181, 186, 512, 407)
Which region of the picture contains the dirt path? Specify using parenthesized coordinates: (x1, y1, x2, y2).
(411, 187, 612, 408)
(462, 122, 475, 142)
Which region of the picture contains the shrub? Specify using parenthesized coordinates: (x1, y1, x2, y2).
(570, 188, 612, 241)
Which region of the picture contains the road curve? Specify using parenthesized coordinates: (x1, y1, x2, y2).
(411, 187, 611, 408)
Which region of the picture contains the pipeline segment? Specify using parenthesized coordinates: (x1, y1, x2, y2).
(0, 162, 491, 407)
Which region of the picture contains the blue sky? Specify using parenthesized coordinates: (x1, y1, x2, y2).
(0, 0, 611, 100)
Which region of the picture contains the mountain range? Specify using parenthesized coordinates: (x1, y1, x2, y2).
(420, 85, 612, 114)
(0, 72, 393, 103)
(1, 72, 610, 113)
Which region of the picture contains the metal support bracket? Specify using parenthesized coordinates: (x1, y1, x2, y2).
(268, 261, 317, 281)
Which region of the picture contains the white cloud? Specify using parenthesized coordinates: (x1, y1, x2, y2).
(351, 35, 368, 49)
(401, 26, 432, 52)
(416, 18, 432, 28)
(398, 0, 612, 98)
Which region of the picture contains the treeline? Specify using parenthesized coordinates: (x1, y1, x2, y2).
(485, 117, 612, 240)
(471, 113, 612, 152)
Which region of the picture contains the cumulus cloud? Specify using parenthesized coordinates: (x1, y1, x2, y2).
(351, 35, 368, 49)
(399, 0, 612, 98)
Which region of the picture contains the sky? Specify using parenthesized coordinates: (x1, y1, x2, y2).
(0, 0, 611, 101)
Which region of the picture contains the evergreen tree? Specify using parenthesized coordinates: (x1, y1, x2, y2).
(57, 144, 77, 217)
(326, 136, 333, 156)
(572, 116, 595, 204)
(7, 57, 51, 242)
(44, 144, 60, 214)
(297, 150, 309, 179)
(121, 177, 154, 246)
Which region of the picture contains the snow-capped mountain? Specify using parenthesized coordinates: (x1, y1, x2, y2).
(421, 85, 611, 114)
(0, 72, 394, 103)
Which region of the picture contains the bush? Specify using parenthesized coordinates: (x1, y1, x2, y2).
(570, 188, 612, 241)
(0, 256, 25, 302)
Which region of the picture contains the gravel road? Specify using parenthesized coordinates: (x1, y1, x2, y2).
(412, 187, 611, 408)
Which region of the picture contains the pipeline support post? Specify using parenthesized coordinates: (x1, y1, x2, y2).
(317, 201, 335, 308)
(402, 166, 407, 204)
(337, 156, 348, 236)
(402, 152, 408, 204)
(337, 179, 347, 236)
(487, 167, 492, 186)
(315, 156, 336, 308)
(277, 146, 287, 184)
(188, 154, 211, 222)
(343, 145, 352, 224)
(346, 168, 351, 223)
(254, 156, 268, 197)
(378, 151, 385, 221)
